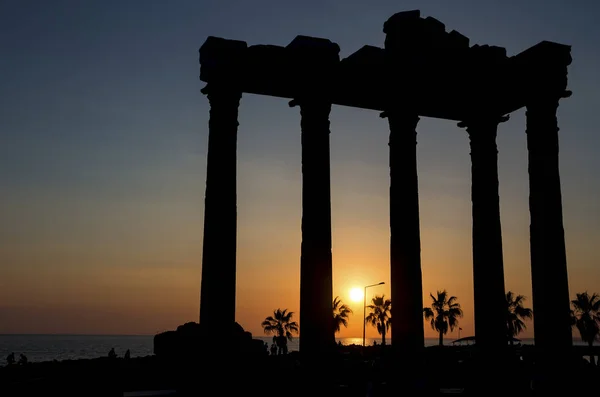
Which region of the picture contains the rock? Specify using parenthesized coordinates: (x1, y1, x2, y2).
(153, 321, 267, 360)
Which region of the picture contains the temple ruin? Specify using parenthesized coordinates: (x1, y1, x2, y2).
(197, 9, 573, 370)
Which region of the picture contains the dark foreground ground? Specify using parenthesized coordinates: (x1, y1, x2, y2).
(1, 345, 598, 396)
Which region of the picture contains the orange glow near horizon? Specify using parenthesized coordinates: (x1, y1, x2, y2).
(1, 88, 599, 340)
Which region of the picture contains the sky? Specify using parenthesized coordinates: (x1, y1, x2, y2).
(1, 0, 599, 340)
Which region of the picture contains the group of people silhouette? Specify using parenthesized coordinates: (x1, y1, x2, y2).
(264, 341, 288, 356)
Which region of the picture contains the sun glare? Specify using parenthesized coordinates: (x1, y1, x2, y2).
(349, 287, 363, 303)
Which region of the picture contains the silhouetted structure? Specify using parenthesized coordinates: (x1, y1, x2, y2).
(198, 9, 572, 392)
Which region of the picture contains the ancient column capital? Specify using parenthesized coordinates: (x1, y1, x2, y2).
(524, 82, 571, 107)
(381, 111, 420, 139)
(457, 114, 509, 130)
(524, 89, 572, 120)
(201, 83, 242, 102)
(201, 84, 242, 131)
(458, 115, 508, 153)
(290, 98, 332, 137)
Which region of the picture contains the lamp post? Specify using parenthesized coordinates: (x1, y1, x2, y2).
(363, 281, 385, 350)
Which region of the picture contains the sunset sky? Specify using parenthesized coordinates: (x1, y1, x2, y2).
(1, 0, 599, 340)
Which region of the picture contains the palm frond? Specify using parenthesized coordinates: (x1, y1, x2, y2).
(366, 295, 392, 338)
(571, 292, 600, 344)
(424, 290, 463, 340)
(262, 308, 299, 342)
(506, 291, 534, 338)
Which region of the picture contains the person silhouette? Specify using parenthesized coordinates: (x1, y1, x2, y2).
(6, 352, 15, 365)
(18, 354, 27, 365)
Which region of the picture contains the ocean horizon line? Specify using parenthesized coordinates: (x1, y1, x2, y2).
(0, 333, 482, 340)
(0, 333, 539, 338)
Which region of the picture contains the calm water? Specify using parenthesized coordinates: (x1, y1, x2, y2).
(0, 335, 154, 365)
(0, 335, 434, 364)
(0, 334, 583, 365)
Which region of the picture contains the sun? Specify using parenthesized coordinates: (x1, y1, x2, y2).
(349, 287, 364, 303)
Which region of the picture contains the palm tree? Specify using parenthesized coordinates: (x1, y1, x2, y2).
(261, 308, 299, 355)
(366, 295, 392, 345)
(333, 296, 353, 334)
(570, 291, 600, 366)
(506, 291, 533, 346)
(423, 290, 463, 346)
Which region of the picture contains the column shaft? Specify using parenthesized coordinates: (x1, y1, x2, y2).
(387, 112, 425, 359)
(466, 119, 507, 352)
(298, 100, 335, 357)
(526, 98, 572, 354)
(199, 88, 241, 336)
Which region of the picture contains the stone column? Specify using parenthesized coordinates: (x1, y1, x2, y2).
(292, 98, 335, 358)
(526, 94, 572, 365)
(459, 116, 508, 352)
(199, 85, 242, 337)
(382, 110, 425, 389)
(382, 11, 426, 371)
(459, 116, 509, 394)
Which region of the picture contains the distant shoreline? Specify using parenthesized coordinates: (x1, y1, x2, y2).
(0, 334, 583, 366)
(0, 334, 590, 366)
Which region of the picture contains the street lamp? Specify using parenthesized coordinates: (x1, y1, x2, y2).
(363, 281, 385, 349)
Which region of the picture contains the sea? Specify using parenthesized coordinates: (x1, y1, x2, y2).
(0, 335, 585, 366)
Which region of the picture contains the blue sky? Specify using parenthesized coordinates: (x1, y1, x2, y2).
(1, 0, 599, 336)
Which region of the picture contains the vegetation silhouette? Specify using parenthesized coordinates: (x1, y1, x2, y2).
(570, 291, 600, 366)
(366, 295, 392, 345)
(332, 296, 352, 334)
(506, 291, 533, 345)
(423, 290, 463, 346)
(261, 308, 299, 355)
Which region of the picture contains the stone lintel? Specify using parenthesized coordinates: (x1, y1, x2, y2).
(199, 19, 571, 121)
(244, 44, 290, 98)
